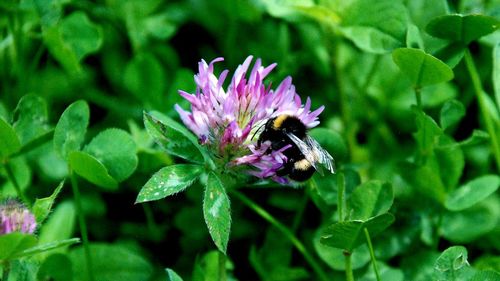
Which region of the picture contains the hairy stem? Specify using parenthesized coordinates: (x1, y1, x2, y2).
(218, 250, 227, 281)
(344, 250, 354, 281)
(337, 172, 345, 222)
(231, 190, 329, 281)
(364, 228, 381, 281)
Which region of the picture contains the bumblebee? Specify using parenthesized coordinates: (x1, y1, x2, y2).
(257, 114, 335, 181)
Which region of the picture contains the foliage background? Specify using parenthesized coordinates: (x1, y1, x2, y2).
(1, 0, 499, 280)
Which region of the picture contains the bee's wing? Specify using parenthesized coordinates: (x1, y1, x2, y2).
(251, 119, 268, 141)
(304, 135, 336, 174)
(285, 132, 319, 170)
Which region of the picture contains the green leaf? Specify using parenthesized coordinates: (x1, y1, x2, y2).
(458, 130, 490, 146)
(494, 43, 500, 112)
(442, 197, 498, 243)
(434, 246, 472, 281)
(43, 11, 103, 73)
(84, 128, 138, 182)
(399, 159, 447, 203)
(203, 172, 231, 254)
(166, 268, 183, 281)
(320, 213, 395, 251)
(440, 99, 465, 131)
(0, 117, 21, 160)
(314, 229, 370, 270)
(406, 0, 449, 29)
(359, 262, 404, 281)
(421, 83, 457, 108)
(340, 0, 408, 53)
(434, 42, 466, 68)
(144, 111, 205, 163)
(257, 0, 316, 22)
(5, 259, 38, 281)
(13, 94, 50, 145)
(0, 233, 37, 260)
(33, 0, 69, 26)
(312, 168, 360, 206)
(38, 201, 76, 259)
(124, 53, 165, 107)
(69, 244, 153, 281)
(1, 158, 32, 197)
(471, 270, 500, 281)
(32, 180, 65, 224)
(136, 164, 203, 203)
(400, 251, 440, 281)
(54, 100, 89, 159)
(249, 228, 309, 280)
(406, 24, 424, 49)
(426, 14, 500, 44)
(309, 128, 347, 162)
(393, 48, 454, 87)
(349, 181, 393, 220)
(38, 253, 73, 281)
(413, 109, 443, 157)
(69, 151, 118, 189)
(445, 175, 500, 211)
(192, 250, 232, 281)
(435, 136, 464, 190)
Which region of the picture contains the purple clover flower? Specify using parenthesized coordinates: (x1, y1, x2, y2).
(0, 199, 37, 235)
(175, 56, 324, 183)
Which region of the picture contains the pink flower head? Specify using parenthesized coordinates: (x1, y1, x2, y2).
(0, 199, 37, 235)
(175, 56, 324, 182)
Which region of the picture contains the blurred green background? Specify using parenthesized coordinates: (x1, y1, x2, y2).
(1, 0, 500, 280)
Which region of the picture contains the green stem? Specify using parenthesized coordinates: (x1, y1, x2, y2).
(360, 55, 381, 92)
(414, 86, 422, 110)
(364, 228, 381, 281)
(333, 40, 357, 160)
(4, 161, 28, 204)
(142, 204, 158, 238)
(2, 261, 9, 281)
(291, 189, 309, 232)
(70, 172, 95, 281)
(8, 10, 25, 96)
(231, 190, 329, 281)
(344, 251, 354, 281)
(338, 172, 355, 280)
(464, 49, 500, 173)
(337, 172, 345, 222)
(218, 250, 227, 281)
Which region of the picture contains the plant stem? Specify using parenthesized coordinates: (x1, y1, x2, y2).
(291, 189, 309, 232)
(361, 55, 381, 92)
(332, 39, 357, 160)
(2, 261, 9, 281)
(70, 172, 95, 281)
(338, 172, 355, 280)
(218, 250, 227, 281)
(231, 190, 329, 281)
(464, 49, 500, 173)
(414, 86, 422, 110)
(142, 204, 158, 238)
(337, 172, 345, 222)
(344, 250, 354, 281)
(4, 161, 28, 204)
(364, 228, 381, 281)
